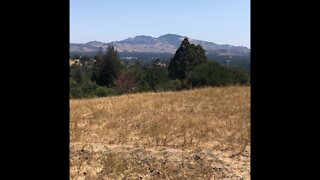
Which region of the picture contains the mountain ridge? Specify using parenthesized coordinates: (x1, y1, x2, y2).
(70, 34, 250, 56)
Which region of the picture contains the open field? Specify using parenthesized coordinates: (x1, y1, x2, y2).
(70, 86, 250, 179)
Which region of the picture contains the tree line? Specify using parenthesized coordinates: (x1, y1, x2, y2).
(70, 38, 250, 98)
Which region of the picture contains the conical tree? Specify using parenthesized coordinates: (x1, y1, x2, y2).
(92, 45, 121, 86)
(168, 38, 207, 80)
(92, 47, 104, 83)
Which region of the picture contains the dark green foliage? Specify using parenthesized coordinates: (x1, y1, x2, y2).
(94, 86, 120, 97)
(70, 64, 92, 83)
(207, 54, 250, 72)
(80, 81, 99, 97)
(142, 66, 169, 91)
(168, 38, 207, 80)
(70, 86, 83, 98)
(163, 79, 184, 91)
(187, 61, 234, 87)
(70, 60, 98, 98)
(70, 42, 250, 99)
(70, 65, 84, 84)
(70, 79, 98, 98)
(92, 45, 121, 86)
(230, 67, 250, 85)
(137, 80, 152, 92)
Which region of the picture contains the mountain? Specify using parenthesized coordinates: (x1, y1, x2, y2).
(158, 34, 185, 47)
(120, 35, 158, 45)
(70, 34, 250, 56)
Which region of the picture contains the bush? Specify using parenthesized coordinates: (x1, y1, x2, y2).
(137, 80, 152, 92)
(231, 67, 250, 85)
(70, 77, 78, 88)
(187, 62, 234, 87)
(70, 80, 98, 99)
(80, 81, 98, 97)
(94, 86, 120, 97)
(70, 87, 84, 99)
(163, 79, 183, 91)
(143, 66, 169, 91)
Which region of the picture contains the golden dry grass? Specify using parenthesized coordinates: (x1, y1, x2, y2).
(70, 85, 250, 151)
(70, 86, 250, 179)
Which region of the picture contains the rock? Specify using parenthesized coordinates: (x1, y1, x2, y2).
(193, 155, 201, 161)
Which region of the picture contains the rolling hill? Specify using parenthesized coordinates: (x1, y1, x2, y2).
(70, 86, 250, 179)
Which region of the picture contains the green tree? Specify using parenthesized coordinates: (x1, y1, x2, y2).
(92, 47, 104, 83)
(70, 64, 85, 84)
(168, 38, 207, 80)
(92, 45, 121, 86)
(70, 62, 93, 84)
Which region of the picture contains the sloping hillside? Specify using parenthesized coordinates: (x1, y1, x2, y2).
(70, 86, 250, 179)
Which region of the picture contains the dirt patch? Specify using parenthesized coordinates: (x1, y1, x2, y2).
(70, 142, 250, 179)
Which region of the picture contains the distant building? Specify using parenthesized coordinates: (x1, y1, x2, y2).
(69, 59, 81, 66)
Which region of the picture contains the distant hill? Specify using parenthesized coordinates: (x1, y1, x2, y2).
(70, 34, 250, 56)
(70, 34, 250, 70)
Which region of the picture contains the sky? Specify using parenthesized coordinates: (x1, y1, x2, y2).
(70, 0, 250, 48)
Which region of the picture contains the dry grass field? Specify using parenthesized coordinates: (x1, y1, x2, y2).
(70, 86, 250, 179)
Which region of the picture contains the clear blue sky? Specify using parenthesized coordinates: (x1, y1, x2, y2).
(70, 0, 250, 48)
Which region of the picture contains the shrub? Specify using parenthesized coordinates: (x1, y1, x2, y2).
(231, 67, 250, 85)
(187, 61, 234, 87)
(137, 80, 152, 92)
(163, 79, 183, 91)
(143, 66, 169, 91)
(80, 81, 98, 97)
(70, 77, 99, 98)
(70, 86, 83, 99)
(94, 86, 120, 97)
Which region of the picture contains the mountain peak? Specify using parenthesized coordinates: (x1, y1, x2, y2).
(158, 33, 182, 38)
(86, 41, 106, 46)
(134, 35, 153, 38)
(121, 35, 157, 45)
(156, 34, 185, 47)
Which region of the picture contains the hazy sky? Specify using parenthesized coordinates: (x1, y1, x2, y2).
(70, 0, 250, 48)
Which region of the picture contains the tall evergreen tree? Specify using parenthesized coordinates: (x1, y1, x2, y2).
(92, 47, 104, 83)
(168, 38, 207, 80)
(92, 45, 121, 86)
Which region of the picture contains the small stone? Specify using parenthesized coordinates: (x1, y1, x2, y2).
(193, 155, 201, 160)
